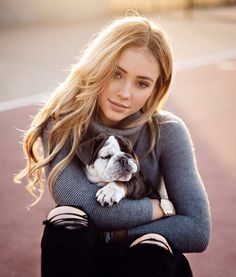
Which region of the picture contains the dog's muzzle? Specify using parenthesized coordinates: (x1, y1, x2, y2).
(118, 155, 137, 173)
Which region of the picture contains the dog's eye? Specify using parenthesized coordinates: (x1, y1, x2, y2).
(100, 154, 112, 159)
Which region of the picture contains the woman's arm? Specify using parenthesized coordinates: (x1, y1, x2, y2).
(128, 116, 211, 253)
(41, 120, 158, 230)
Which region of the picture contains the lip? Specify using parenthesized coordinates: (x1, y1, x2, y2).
(108, 99, 129, 109)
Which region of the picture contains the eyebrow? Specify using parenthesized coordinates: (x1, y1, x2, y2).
(117, 66, 155, 83)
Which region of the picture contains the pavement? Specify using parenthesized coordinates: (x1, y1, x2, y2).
(0, 5, 236, 277)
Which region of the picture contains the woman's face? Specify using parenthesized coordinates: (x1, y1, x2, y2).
(98, 47, 160, 127)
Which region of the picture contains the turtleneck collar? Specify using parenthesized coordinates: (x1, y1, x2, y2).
(87, 111, 144, 147)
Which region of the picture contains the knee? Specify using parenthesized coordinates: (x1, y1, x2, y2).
(41, 206, 95, 249)
(45, 205, 89, 230)
(41, 208, 96, 276)
(130, 233, 173, 254)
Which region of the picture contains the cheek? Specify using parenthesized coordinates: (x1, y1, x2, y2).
(132, 92, 152, 109)
(98, 83, 114, 106)
(98, 94, 103, 109)
(100, 82, 116, 97)
(98, 93, 108, 113)
(94, 159, 107, 172)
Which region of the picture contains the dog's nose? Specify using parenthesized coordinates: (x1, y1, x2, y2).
(119, 157, 128, 167)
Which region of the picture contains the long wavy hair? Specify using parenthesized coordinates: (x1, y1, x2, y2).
(14, 14, 173, 206)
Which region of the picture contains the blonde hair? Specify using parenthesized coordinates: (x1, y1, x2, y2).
(14, 13, 173, 206)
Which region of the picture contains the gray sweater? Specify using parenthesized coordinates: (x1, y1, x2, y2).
(41, 110, 211, 253)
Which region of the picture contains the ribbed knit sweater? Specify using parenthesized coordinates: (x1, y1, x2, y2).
(41, 110, 211, 253)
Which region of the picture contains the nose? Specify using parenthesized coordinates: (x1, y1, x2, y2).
(119, 156, 128, 167)
(117, 83, 132, 99)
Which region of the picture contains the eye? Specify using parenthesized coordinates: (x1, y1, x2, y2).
(101, 154, 112, 159)
(137, 81, 150, 89)
(113, 70, 122, 80)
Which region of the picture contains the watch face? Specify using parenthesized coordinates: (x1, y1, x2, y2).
(161, 199, 174, 216)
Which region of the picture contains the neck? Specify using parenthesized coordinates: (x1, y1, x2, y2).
(82, 111, 152, 158)
(87, 111, 143, 147)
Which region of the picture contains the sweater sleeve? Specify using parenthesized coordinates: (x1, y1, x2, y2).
(128, 115, 211, 253)
(41, 120, 153, 230)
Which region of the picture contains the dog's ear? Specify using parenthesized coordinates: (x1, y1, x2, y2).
(115, 136, 133, 153)
(76, 133, 109, 165)
(132, 151, 140, 171)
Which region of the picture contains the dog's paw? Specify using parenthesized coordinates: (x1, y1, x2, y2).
(96, 182, 125, 206)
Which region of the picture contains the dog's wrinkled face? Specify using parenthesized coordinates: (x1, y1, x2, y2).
(88, 136, 138, 183)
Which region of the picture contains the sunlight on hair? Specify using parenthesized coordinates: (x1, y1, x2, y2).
(14, 13, 173, 207)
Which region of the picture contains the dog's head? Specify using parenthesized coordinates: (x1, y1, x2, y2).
(76, 134, 139, 183)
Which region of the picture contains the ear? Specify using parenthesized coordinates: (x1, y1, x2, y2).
(132, 151, 140, 171)
(76, 133, 109, 165)
(115, 135, 133, 153)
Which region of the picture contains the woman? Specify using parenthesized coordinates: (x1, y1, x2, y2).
(15, 14, 211, 276)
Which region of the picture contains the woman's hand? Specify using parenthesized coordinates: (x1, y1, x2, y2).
(150, 198, 176, 220)
(111, 198, 175, 245)
(111, 199, 164, 245)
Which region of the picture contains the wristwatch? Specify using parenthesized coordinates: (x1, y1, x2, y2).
(159, 198, 175, 217)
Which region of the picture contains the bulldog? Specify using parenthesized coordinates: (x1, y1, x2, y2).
(76, 133, 148, 206)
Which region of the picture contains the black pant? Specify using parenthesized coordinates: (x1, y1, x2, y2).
(41, 221, 192, 277)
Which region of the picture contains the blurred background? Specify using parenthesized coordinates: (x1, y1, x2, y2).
(0, 0, 236, 276)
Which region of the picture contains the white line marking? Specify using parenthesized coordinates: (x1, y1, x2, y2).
(0, 49, 236, 113)
(0, 93, 50, 112)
